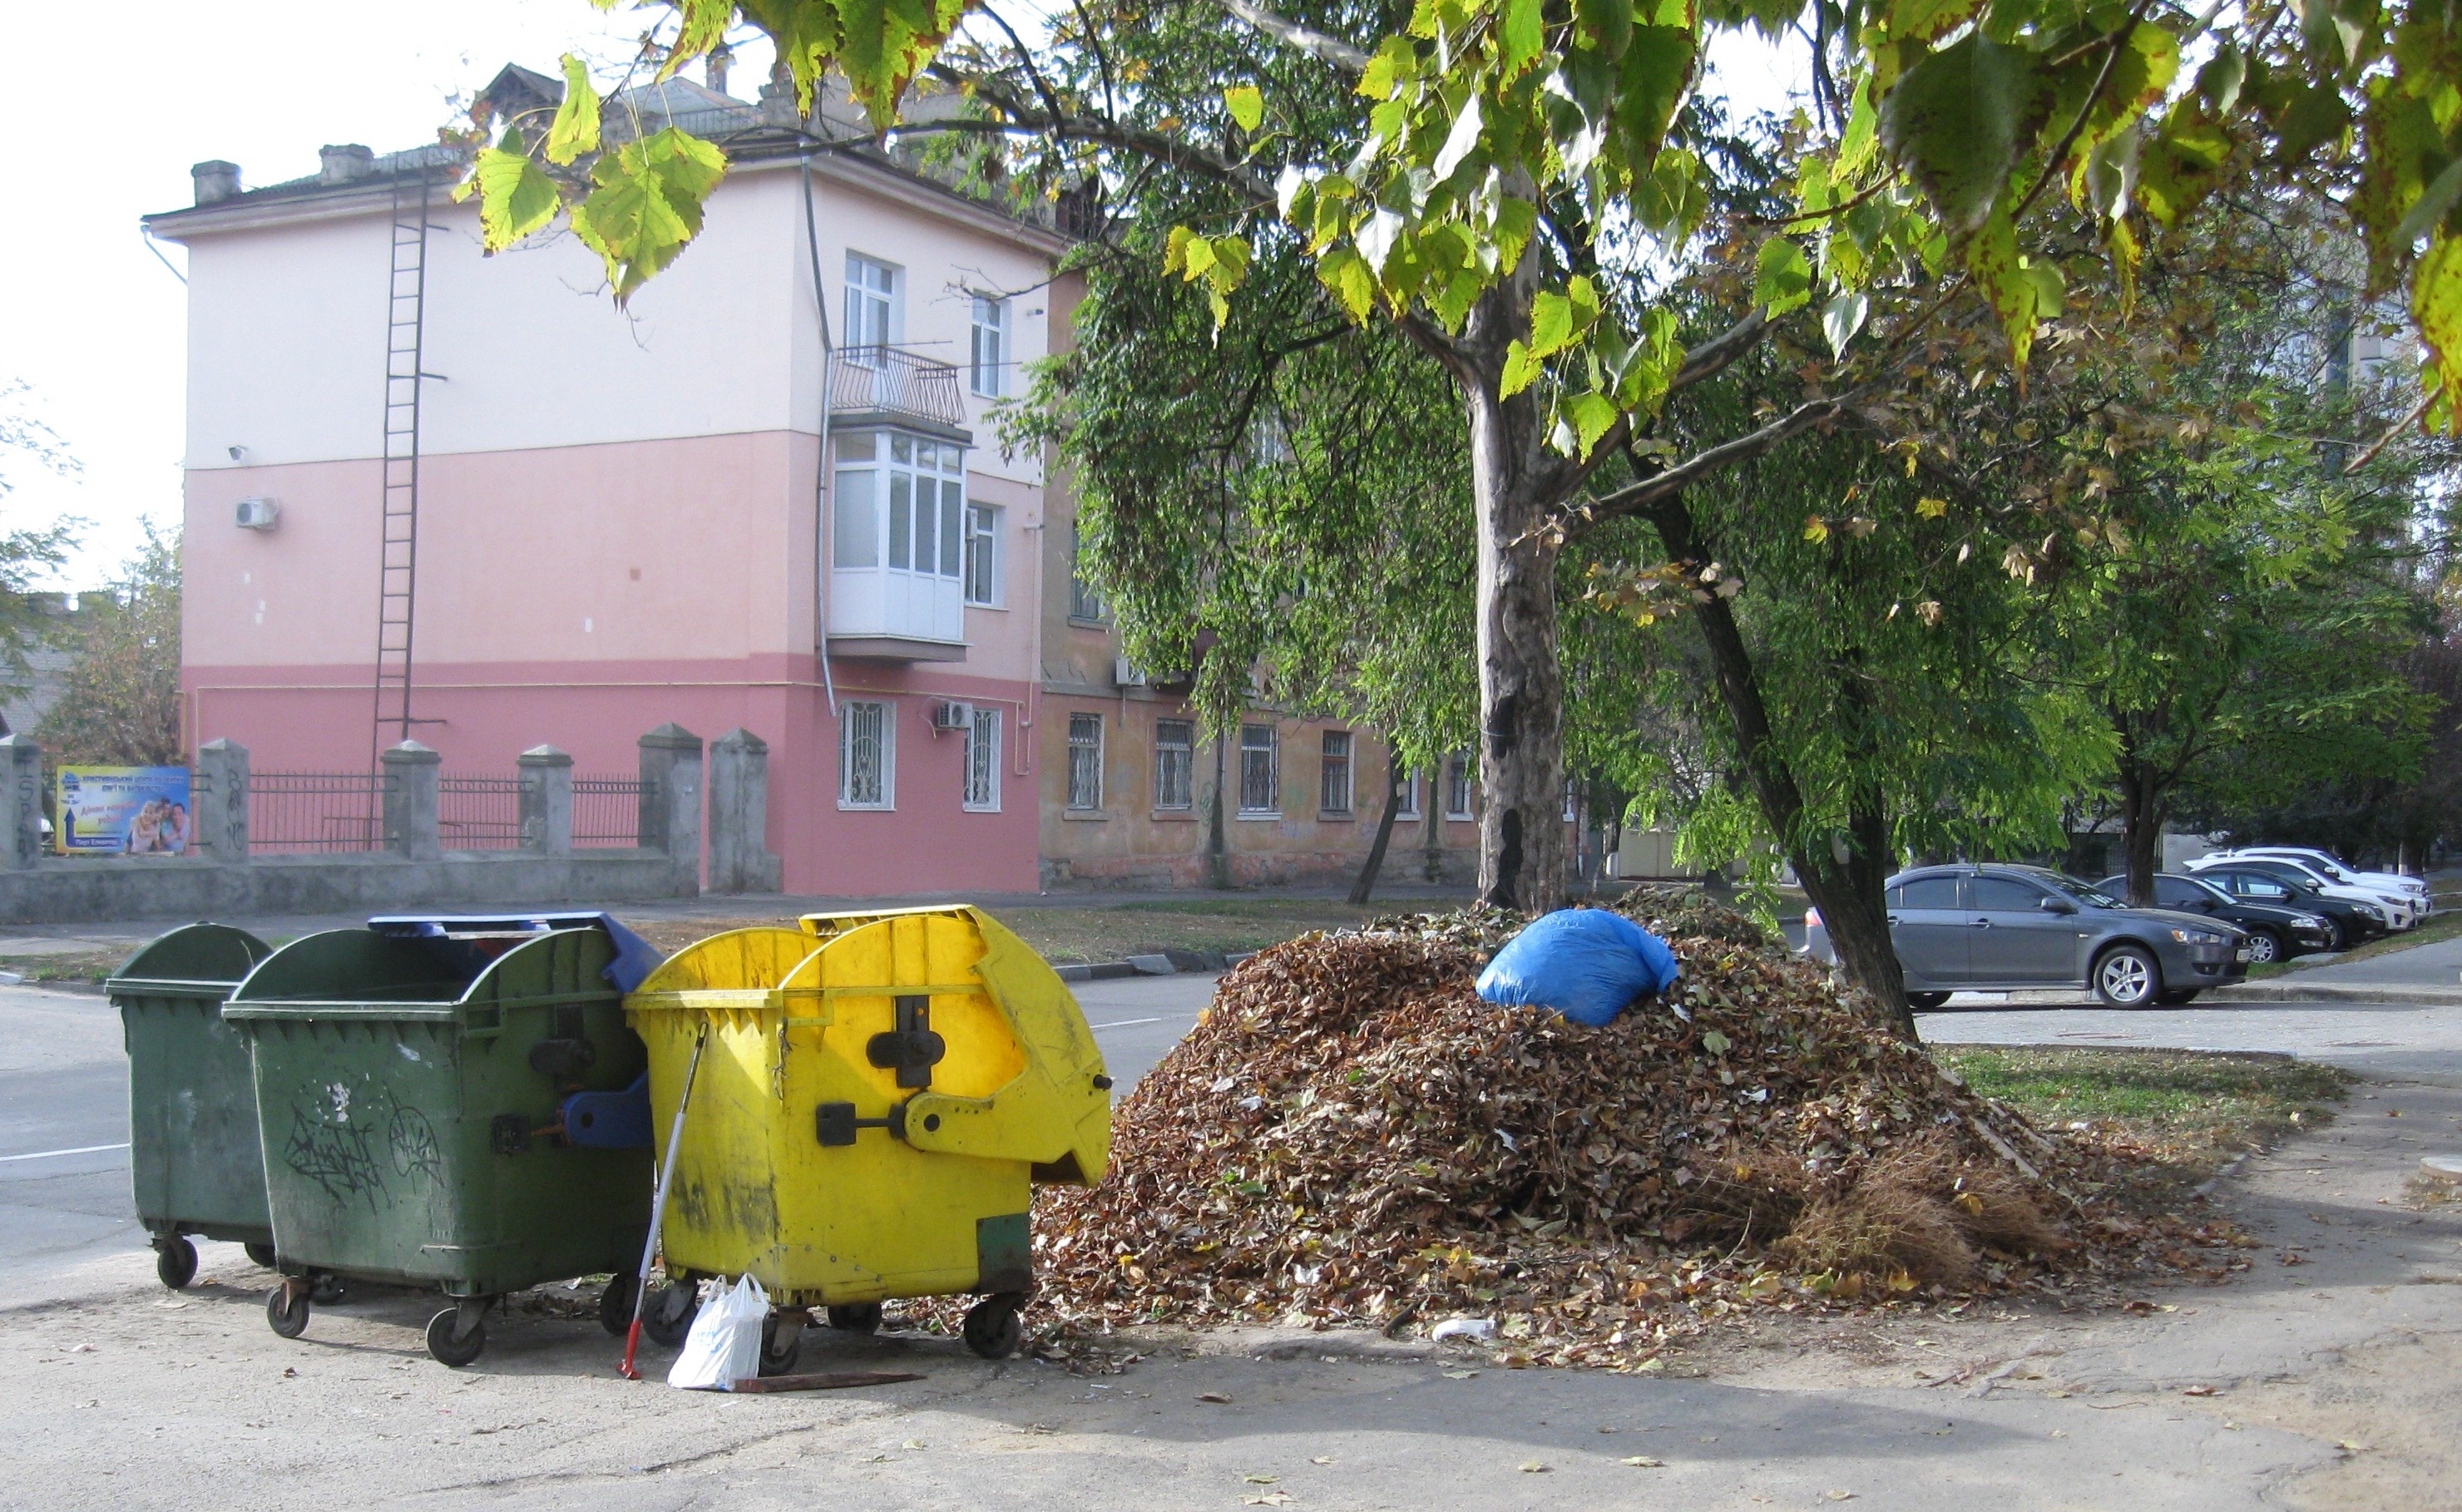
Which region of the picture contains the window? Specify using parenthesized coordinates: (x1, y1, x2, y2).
(970, 294, 1008, 397)
(1443, 752, 1474, 820)
(1239, 724, 1279, 814)
(844, 253, 898, 347)
(1154, 719, 1195, 811)
(963, 706, 1001, 812)
(1068, 521, 1105, 621)
(839, 700, 894, 808)
(1896, 875, 1960, 909)
(834, 431, 965, 581)
(1067, 714, 1104, 810)
(1395, 768, 1421, 819)
(1319, 731, 1352, 813)
(1565, 778, 1580, 823)
(1970, 877, 2047, 911)
(964, 502, 1002, 605)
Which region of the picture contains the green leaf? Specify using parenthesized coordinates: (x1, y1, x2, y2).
(1530, 290, 1576, 356)
(1225, 85, 1265, 132)
(2136, 99, 2232, 225)
(1614, 22, 1698, 166)
(1755, 235, 1814, 317)
(1878, 32, 2049, 235)
(1565, 391, 1619, 456)
(1357, 37, 1412, 100)
(570, 127, 728, 299)
(467, 146, 561, 251)
(832, 0, 970, 124)
(1318, 245, 1378, 322)
(545, 53, 602, 166)
(2417, 233, 2462, 426)
(1822, 289, 1869, 356)
(2396, 158, 2462, 249)
(1500, 0, 1547, 76)
(1699, 1028, 1732, 1055)
(1433, 93, 1485, 182)
(1500, 338, 1543, 398)
(1965, 210, 2042, 369)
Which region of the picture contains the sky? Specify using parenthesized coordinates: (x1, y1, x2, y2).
(0, 5, 1798, 590)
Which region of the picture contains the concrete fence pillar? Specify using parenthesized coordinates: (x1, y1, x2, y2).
(0, 735, 42, 869)
(707, 729, 783, 894)
(638, 724, 704, 885)
(381, 740, 442, 862)
(195, 738, 250, 861)
(517, 744, 574, 857)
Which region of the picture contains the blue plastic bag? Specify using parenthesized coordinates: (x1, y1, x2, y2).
(1476, 908, 1680, 1026)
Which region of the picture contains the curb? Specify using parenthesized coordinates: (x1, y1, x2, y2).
(2206, 981, 2462, 1006)
(1054, 950, 1253, 984)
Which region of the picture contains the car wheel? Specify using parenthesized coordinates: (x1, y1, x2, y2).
(2243, 930, 2282, 965)
(2093, 944, 2161, 1009)
(1906, 991, 1950, 1010)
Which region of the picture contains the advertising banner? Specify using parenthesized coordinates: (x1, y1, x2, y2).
(55, 766, 195, 856)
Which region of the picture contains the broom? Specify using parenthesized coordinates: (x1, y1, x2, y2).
(621, 1024, 709, 1381)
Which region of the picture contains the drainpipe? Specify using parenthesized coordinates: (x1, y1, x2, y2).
(801, 159, 838, 719)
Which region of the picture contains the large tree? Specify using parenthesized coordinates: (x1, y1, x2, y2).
(38, 524, 184, 766)
(475, 0, 2461, 926)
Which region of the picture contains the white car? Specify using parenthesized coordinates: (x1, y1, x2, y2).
(2188, 852, 2424, 928)
(2222, 847, 2430, 909)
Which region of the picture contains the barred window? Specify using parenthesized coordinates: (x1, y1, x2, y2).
(1319, 730, 1352, 813)
(963, 706, 1001, 812)
(840, 701, 893, 809)
(1396, 768, 1421, 819)
(1154, 719, 1194, 811)
(1239, 724, 1279, 815)
(1067, 714, 1104, 810)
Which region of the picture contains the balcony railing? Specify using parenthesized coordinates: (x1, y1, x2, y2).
(832, 345, 967, 428)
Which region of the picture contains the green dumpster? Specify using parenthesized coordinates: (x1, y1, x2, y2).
(224, 919, 653, 1365)
(111, 922, 277, 1289)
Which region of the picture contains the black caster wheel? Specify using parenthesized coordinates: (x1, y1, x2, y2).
(426, 1307, 487, 1367)
(155, 1236, 198, 1291)
(640, 1278, 699, 1349)
(309, 1275, 349, 1305)
(599, 1272, 639, 1337)
(962, 1296, 1023, 1361)
(825, 1302, 882, 1334)
(266, 1284, 310, 1339)
(244, 1242, 279, 1270)
(759, 1314, 803, 1376)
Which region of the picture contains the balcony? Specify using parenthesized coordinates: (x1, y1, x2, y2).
(832, 345, 969, 438)
(828, 426, 971, 661)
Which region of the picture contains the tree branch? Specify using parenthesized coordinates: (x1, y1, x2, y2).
(1668, 309, 1770, 394)
(1578, 395, 1848, 525)
(920, 68, 1273, 196)
(1213, 0, 1372, 73)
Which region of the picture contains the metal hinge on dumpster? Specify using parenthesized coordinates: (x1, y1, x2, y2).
(814, 1099, 910, 1146)
(866, 995, 947, 1090)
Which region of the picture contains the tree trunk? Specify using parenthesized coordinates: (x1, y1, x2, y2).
(2115, 741, 2164, 907)
(1206, 731, 1230, 889)
(1348, 749, 1406, 905)
(1457, 289, 1569, 914)
(1642, 487, 1917, 1038)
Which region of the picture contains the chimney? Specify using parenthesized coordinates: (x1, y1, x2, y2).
(319, 144, 375, 186)
(705, 42, 733, 96)
(191, 161, 241, 205)
(759, 56, 800, 130)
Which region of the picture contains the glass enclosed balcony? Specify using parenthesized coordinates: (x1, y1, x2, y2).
(828, 427, 969, 660)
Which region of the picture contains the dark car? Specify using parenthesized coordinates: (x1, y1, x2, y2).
(2188, 862, 2385, 950)
(2094, 872, 2339, 964)
(1808, 863, 2250, 1008)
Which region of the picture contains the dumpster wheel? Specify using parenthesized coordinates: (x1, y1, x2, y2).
(825, 1303, 882, 1335)
(598, 1272, 639, 1337)
(426, 1303, 488, 1367)
(641, 1279, 700, 1348)
(244, 1242, 279, 1270)
(962, 1295, 1024, 1361)
(265, 1282, 311, 1339)
(154, 1235, 197, 1291)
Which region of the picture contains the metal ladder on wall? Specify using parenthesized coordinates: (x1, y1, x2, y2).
(372, 165, 440, 769)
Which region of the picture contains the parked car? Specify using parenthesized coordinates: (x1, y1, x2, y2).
(2186, 852, 2415, 931)
(2211, 847, 2430, 911)
(2186, 862, 2385, 949)
(1804, 863, 2250, 1009)
(2093, 872, 2338, 964)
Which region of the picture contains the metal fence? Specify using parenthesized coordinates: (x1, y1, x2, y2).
(438, 775, 523, 851)
(832, 345, 968, 427)
(575, 774, 652, 848)
(250, 772, 388, 853)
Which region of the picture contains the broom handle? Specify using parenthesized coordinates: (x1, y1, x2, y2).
(622, 1024, 709, 1380)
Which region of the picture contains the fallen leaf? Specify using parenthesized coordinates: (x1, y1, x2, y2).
(1622, 1455, 1666, 1467)
(1827, 1494, 1856, 1502)
(1519, 1461, 1550, 1473)
(1441, 1369, 1477, 1380)
(2182, 1385, 2216, 1397)
(1243, 1475, 1278, 1485)
(1310, 1456, 1332, 1465)
(1242, 1495, 1293, 1507)
(1197, 1392, 1233, 1404)
(2338, 1440, 2365, 1453)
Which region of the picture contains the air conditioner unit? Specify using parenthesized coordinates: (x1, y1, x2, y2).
(1114, 657, 1149, 688)
(234, 497, 280, 531)
(929, 699, 974, 732)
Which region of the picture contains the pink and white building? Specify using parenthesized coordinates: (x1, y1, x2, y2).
(146, 67, 1467, 896)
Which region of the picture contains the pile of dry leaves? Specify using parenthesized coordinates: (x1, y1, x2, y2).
(1022, 907, 2249, 1366)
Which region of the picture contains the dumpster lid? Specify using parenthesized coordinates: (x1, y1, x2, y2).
(105, 922, 274, 996)
(366, 912, 665, 993)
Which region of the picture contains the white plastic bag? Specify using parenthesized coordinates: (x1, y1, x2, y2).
(666, 1274, 769, 1391)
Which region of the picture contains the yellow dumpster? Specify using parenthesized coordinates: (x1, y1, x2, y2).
(625, 905, 1110, 1366)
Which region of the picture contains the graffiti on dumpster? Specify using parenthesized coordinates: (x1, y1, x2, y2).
(282, 1080, 439, 1208)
